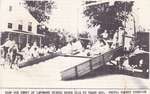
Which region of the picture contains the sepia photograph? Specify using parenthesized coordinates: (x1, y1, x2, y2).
(0, 0, 149, 89)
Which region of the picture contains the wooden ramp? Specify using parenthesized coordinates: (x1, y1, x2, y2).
(61, 46, 123, 80)
(18, 53, 57, 68)
(18, 53, 91, 68)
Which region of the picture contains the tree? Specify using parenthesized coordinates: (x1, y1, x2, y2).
(24, 0, 55, 23)
(83, 1, 134, 35)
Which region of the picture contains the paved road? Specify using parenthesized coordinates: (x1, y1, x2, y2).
(0, 56, 149, 88)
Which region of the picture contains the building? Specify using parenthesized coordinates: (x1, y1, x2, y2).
(0, 0, 44, 49)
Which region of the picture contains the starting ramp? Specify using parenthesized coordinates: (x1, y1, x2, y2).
(18, 53, 57, 68)
(18, 53, 92, 68)
(61, 46, 123, 80)
(18, 47, 123, 80)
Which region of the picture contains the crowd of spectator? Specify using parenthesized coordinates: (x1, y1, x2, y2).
(0, 26, 140, 70)
(0, 39, 56, 69)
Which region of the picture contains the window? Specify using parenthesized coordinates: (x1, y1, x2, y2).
(28, 25, 32, 31)
(9, 6, 12, 12)
(18, 24, 22, 31)
(8, 23, 12, 28)
(28, 22, 32, 31)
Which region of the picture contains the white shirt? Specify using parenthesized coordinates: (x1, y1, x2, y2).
(61, 43, 72, 55)
(72, 40, 83, 52)
(2, 40, 14, 48)
(48, 46, 56, 52)
(91, 39, 110, 55)
(102, 32, 108, 39)
(118, 30, 124, 46)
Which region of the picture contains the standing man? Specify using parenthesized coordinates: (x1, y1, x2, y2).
(101, 30, 108, 40)
(111, 27, 126, 48)
(118, 27, 126, 47)
(0, 38, 13, 59)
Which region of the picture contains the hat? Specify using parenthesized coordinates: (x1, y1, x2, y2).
(26, 43, 30, 47)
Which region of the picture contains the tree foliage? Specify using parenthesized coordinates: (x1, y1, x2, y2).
(24, 0, 55, 23)
(84, 1, 134, 33)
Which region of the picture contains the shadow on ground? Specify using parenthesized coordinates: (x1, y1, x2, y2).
(76, 65, 149, 80)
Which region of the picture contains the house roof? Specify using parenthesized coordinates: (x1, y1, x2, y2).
(0, 0, 39, 25)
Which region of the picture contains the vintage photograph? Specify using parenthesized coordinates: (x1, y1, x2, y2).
(0, 0, 149, 88)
